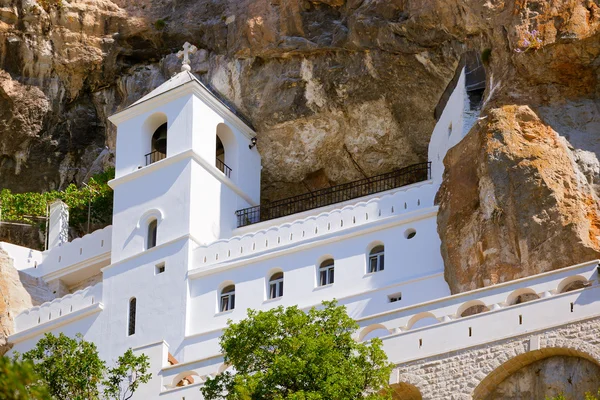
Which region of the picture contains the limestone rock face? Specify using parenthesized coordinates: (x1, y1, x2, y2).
(438, 105, 600, 292)
(485, 356, 600, 399)
(0, 250, 54, 354)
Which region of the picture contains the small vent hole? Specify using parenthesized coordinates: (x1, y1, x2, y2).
(468, 327, 472, 337)
(519, 315, 523, 325)
(419, 339, 422, 348)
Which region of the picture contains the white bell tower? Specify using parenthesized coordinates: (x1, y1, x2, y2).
(107, 44, 261, 263)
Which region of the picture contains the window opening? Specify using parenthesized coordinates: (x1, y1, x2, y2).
(147, 122, 167, 165)
(220, 285, 235, 312)
(155, 263, 165, 275)
(128, 298, 137, 336)
(388, 293, 402, 303)
(318, 259, 335, 286)
(269, 272, 284, 299)
(147, 219, 157, 250)
(216, 135, 232, 178)
(368, 245, 385, 273)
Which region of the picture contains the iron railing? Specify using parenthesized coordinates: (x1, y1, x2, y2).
(216, 159, 232, 178)
(145, 151, 166, 165)
(236, 162, 431, 227)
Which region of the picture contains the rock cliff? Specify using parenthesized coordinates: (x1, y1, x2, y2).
(0, 0, 599, 292)
(0, 249, 54, 354)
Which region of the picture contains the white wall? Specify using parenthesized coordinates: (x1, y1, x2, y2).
(185, 209, 449, 361)
(428, 68, 467, 184)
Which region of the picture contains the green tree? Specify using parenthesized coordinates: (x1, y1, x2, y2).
(201, 300, 394, 400)
(0, 356, 51, 400)
(17, 333, 151, 400)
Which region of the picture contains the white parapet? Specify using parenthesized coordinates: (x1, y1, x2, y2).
(192, 180, 438, 272)
(38, 226, 112, 281)
(352, 260, 599, 364)
(13, 283, 103, 336)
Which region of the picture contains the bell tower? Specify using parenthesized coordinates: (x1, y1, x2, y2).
(107, 43, 261, 263)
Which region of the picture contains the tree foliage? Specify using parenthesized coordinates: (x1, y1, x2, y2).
(0, 356, 51, 400)
(201, 301, 394, 400)
(16, 332, 151, 400)
(0, 168, 114, 235)
(547, 389, 600, 400)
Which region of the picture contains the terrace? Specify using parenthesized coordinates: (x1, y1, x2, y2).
(235, 162, 431, 228)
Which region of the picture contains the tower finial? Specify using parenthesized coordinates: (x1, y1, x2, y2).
(177, 42, 198, 72)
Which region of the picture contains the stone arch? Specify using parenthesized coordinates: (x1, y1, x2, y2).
(390, 372, 427, 400)
(472, 339, 600, 399)
(557, 275, 589, 293)
(456, 300, 489, 318)
(406, 312, 439, 330)
(506, 288, 540, 305)
(358, 323, 391, 342)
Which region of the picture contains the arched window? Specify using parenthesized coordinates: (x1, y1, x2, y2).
(368, 245, 385, 273)
(318, 259, 334, 286)
(268, 272, 284, 299)
(128, 298, 136, 336)
(147, 122, 167, 164)
(147, 219, 157, 250)
(220, 285, 235, 312)
(216, 135, 232, 178)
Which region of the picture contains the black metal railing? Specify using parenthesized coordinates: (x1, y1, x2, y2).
(236, 161, 431, 227)
(216, 159, 232, 178)
(145, 151, 166, 165)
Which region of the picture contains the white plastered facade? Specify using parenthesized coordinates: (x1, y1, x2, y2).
(3, 68, 599, 399)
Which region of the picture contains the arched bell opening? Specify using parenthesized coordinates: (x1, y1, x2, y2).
(143, 112, 168, 165)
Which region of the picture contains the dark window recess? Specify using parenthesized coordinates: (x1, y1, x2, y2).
(220, 285, 235, 312)
(369, 246, 385, 273)
(236, 162, 431, 227)
(128, 298, 137, 336)
(148, 220, 157, 249)
(388, 293, 402, 303)
(318, 259, 335, 286)
(269, 272, 284, 299)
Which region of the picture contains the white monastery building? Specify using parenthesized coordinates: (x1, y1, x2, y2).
(2, 48, 599, 399)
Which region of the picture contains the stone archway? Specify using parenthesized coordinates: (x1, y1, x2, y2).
(473, 340, 600, 399)
(391, 382, 422, 400)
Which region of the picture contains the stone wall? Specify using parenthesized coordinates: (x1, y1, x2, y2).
(391, 316, 600, 400)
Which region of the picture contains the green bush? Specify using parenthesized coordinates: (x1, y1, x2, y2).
(0, 168, 114, 233)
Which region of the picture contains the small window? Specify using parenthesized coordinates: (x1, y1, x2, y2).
(128, 298, 137, 336)
(155, 263, 165, 275)
(268, 272, 284, 299)
(388, 293, 402, 303)
(318, 259, 335, 286)
(220, 285, 235, 312)
(147, 219, 158, 250)
(368, 245, 385, 273)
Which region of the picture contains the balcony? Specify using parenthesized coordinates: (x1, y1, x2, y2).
(235, 161, 431, 228)
(145, 151, 166, 165)
(216, 158, 232, 178)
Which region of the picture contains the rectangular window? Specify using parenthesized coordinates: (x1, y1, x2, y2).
(318, 265, 335, 286)
(155, 263, 165, 275)
(369, 253, 384, 273)
(128, 298, 136, 336)
(388, 293, 402, 303)
(220, 294, 235, 312)
(269, 280, 283, 299)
